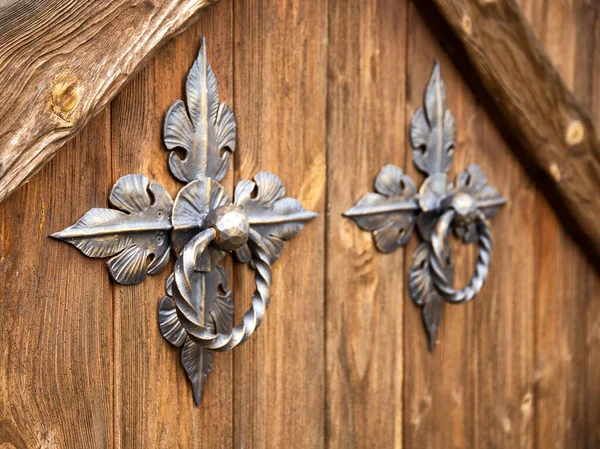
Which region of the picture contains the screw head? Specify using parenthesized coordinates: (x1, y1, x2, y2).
(208, 205, 249, 251)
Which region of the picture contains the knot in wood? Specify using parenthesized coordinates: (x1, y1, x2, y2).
(461, 14, 473, 36)
(565, 120, 584, 146)
(50, 73, 80, 122)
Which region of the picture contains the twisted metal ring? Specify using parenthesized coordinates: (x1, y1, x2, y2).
(430, 209, 492, 303)
(172, 227, 272, 352)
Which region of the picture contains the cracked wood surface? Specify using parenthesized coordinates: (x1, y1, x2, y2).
(0, 0, 219, 205)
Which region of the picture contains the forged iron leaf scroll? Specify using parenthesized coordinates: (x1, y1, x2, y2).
(344, 61, 507, 349)
(51, 174, 173, 285)
(52, 38, 316, 405)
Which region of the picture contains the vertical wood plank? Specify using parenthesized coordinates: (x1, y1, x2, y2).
(233, 0, 327, 447)
(403, 4, 478, 447)
(526, 1, 600, 448)
(0, 112, 113, 448)
(463, 3, 537, 447)
(585, 8, 600, 446)
(325, 0, 408, 447)
(471, 93, 536, 449)
(110, 3, 234, 447)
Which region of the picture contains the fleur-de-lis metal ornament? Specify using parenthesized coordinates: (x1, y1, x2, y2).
(344, 60, 506, 350)
(52, 38, 317, 405)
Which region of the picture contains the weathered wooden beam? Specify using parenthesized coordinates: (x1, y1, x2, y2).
(0, 0, 219, 204)
(428, 0, 600, 262)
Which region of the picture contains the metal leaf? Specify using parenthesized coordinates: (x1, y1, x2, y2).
(344, 165, 419, 253)
(408, 243, 454, 350)
(454, 164, 507, 243)
(178, 265, 232, 405)
(408, 243, 434, 306)
(418, 173, 452, 213)
(51, 174, 172, 285)
(410, 59, 456, 175)
(163, 37, 236, 183)
(171, 178, 231, 257)
(159, 263, 233, 406)
(158, 295, 187, 347)
(234, 172, 317, 264)
(455, 164, 506, 218)
(182, 337, 214, 406)
(208, 265, 234, 333)
(414, 173, 453, 242)
(422, 292, 444, 351)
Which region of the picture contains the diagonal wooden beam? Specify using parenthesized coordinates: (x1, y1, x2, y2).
(0, 0, 219, 204)
(427, 0, 600, 264)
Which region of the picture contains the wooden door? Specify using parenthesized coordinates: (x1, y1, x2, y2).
(0, 0, 598, 448)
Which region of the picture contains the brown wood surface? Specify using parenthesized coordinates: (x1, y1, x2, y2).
(403, 9, 479, 447)
(325, 0, 408, 447)
(428, 0, 600, 265)
(0, 111, 114, 447)
(110, 3, 234, 447)
(1, 1, 599, 448)
(0, 0, 218, 206)
(232, 0, 327, 447)
(526, 1, 600, 447)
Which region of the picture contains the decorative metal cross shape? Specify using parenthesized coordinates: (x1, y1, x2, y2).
(344, 61, 506, 350)
(52, 38, 317, 405)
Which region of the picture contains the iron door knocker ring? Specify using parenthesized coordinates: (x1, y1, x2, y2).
(344, 60, 506, 349)
(52, 38, 317, 405)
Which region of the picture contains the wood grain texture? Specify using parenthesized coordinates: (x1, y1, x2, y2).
(471, 77, 536, 449)
(1, 0, 600, 447)
(403, 7, 478, 447)
(110, 3, 234, 447)
(428, 0, 600, 264)
(325, 0, 408, 447)
(524, 1, 600, 448)
(0, 0, 219, 206)
(232, 0, 327, 447)
(0, 111, 113, 447)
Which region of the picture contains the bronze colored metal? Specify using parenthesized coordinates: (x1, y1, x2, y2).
(52, 38, 317, 405)
(344, 60, 506, 350)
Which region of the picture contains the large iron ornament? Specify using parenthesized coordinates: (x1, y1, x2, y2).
(344, 60, 506, 349)
(52, 38, 317, 405)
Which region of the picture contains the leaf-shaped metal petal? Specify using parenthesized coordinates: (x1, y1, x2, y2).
(51, 174, 172, 285)
(182, 337, 214, 406)
(454, 164, 507, 243)
(344, 165, 419, 253)
(177, 265, 232, 405)
(171, 178, 231, 256)
(422, 292, 444, 351)
(234, 172, 317, 264)
(415, 173, 453, 242)
(410, 59, 456, 175)
(208, 266, 234, 333)
(418, 173, 452, 212)
(455, 164, 506, 218)
(158, 295, 187, 347)
(160, 256, 233, 405)
(163, 37, 236, 183)
(408, 243, 434, 306)
(408, 243, 454, 350)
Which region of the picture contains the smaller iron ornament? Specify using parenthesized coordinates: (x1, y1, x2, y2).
(344, 60, 506, 349)
(52, 38, 317, 405)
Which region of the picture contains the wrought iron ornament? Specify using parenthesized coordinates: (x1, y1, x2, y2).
(52, 38, 317, 405)
(344, 60, 506, 349)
